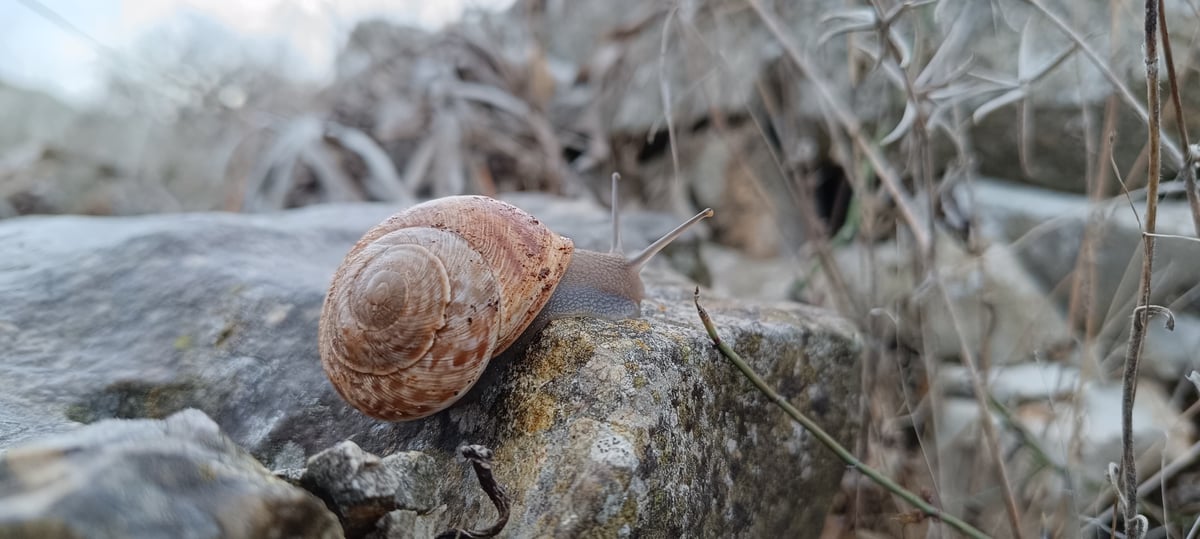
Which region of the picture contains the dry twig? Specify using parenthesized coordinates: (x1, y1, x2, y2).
(693, 289, 990, 539)
(437, 445, 510, 539)
(1155, 0, 1200, 236)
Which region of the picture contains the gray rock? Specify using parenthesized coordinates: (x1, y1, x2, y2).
(830, 231, 1071, 364)
(943, 1, 1200, 191)
(936, 379, 1193, 533)
(391, 293, 860, 537)
(300, 441, 439, 537)
(366, 506, 447, 539)
(701, 244, 803, 302)
(938, 362, 1080, 403)
(0, 203, 401, 454)
(0, 409, 341, 539)
(967, 177, 1200, 376)
(0, 197, 861, 536)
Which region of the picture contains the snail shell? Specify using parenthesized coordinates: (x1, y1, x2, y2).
(318, 196, 573, 421)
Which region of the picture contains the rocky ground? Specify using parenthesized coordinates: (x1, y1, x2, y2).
(0, 195, 861, 538)
(3, 0, 1200, 537)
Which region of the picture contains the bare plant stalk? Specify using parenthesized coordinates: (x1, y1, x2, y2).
(864, 0, 1022, 528)
(1157, 0, 1188, 152)
(1118, 0, 1164, 535)
(693, 289, 991, 539)
(1087, 439, 1200, 535)
(1155, 0, 1200, 236)
(743, 94, 861, 317)
(1023, 0, 1182, 165)
(934, 280, 1024, 537)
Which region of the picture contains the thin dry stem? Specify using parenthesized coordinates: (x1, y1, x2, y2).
(1088, 439, 1200, 533)
(1157, 0, 1189, 151)
(657, 6, 691, 220)
(933, 279, 1024, 537)
(747, 82, 861, 317)
(872, 2, 1021, 532)
(1117, 0, 1163, 535)
(1022, 0, 1182, 165)
(693, 289, 990, 539)
(1156, 0, 1200, 236)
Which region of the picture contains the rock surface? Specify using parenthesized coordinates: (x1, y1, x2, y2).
(0, 196, 695, 454)
(0, 409, 341, 539)
(831, 231, 1071, 365)
(936, 373, 1193, 534)
(967, 177, 1200, 376)
(300, 441, 439, 538)
(0, 196, 862, 536)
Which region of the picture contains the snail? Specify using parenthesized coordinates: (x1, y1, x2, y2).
(318, 177, 713, 421)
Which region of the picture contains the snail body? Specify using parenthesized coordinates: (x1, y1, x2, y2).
(319, 188, 712, 421)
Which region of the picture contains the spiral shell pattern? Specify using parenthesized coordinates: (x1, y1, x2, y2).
(319, 196, 574, 421)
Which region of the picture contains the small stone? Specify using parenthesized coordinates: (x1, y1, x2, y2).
(366, 506, 447, 539)
(0, 409, 341, 539)
(938, 362, 1080, 403)
(301, 441, 440, 537)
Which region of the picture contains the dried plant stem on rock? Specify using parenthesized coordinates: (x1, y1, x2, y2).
(437, 445, 509, 539)
(693, 289, 990, 539)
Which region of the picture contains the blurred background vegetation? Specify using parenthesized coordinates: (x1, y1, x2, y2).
(5, 0, 1200, 537)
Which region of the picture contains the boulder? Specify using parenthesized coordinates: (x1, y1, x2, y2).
(299, 441, 439, 537)
(830, 232, 1072, 364)
(0, 409, 340, 539)
(967, 177, 1200, 377)
(0, 196, 862, 536)
(942, 0, 1200, 191)
(936, 372, 1193, 535)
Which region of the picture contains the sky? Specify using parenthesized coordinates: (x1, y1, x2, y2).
(0, 0, 515, 105)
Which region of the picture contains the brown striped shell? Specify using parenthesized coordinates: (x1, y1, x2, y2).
(318, 196, 574, 421)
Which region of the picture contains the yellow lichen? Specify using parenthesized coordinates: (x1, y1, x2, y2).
(624, 319, 652, 333)
(525, 325, 594, 383)
(514, 392, 557, 435)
